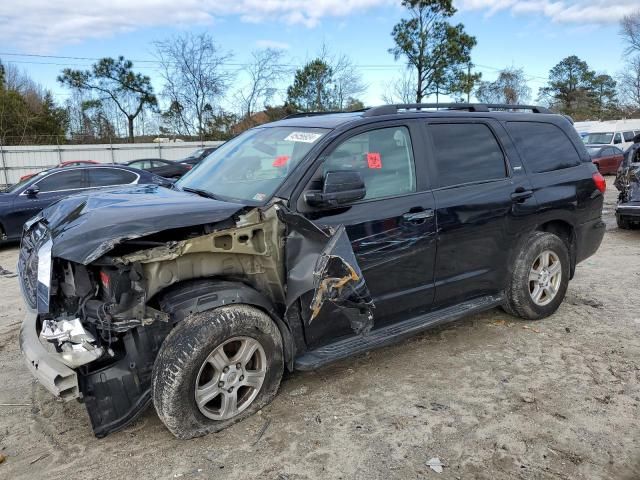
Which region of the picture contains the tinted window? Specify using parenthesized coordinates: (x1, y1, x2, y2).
(429, 123, 506, 187)
(88, 168, 137, 187)
(152, 160, 170, 167)
(129, 160, 152, 170)
(36, 170, 87, 192)
(323, 127, 416, 200)
(507, 122, 581, 173)
(614, 133, 622, 144)
(623, 131, 635, 142)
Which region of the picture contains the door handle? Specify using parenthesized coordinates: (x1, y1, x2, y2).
(403, 209, 434, 222)
(511, 188, 533, 203)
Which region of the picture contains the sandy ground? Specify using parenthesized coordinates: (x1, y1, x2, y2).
(0, 177, 639, 480)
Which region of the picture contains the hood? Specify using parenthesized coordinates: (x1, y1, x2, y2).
(33, 184, 245, 264)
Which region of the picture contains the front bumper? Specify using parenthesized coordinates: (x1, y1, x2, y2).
(19, 311, 79, 401)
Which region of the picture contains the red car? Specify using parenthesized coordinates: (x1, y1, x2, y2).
(586, 145, 624, 174)
(19, 160, 100, 182)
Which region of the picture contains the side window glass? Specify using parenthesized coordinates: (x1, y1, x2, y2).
(35, 170, 86, 192)
(88, 169, 137, 187)
(623, 131, 635, 142)
(429, 123, 506, 188)
(506, 122, 582, 173)
(323, 127, 416, 200)
(613, 133, 622, 144)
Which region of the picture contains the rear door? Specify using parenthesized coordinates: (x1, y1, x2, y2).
(296, 121, 438, 348)
(87, 168, 139, 188)
(425, 119, 538, 308)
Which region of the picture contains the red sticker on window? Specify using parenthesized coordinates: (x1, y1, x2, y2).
(272, 155, 290, 167)
(367, 152, 382, 169)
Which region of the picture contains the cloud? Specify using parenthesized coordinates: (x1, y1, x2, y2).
(0, 0, 393, 51)
(457, 0, 638, 24)
(255, 40, 291, 50)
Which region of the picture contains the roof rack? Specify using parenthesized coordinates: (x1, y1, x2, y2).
(362, 103, 552, 117)
(284, 110, 365, 119)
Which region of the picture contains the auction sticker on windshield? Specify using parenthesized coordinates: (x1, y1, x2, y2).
(285, 132, 323, 143)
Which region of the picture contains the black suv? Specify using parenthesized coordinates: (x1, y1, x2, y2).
(18, 104, 605, 439)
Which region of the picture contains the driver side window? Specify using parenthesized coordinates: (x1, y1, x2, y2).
(323, 126, 416, 201)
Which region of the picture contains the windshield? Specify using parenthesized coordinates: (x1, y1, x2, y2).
(2, 171, 46, 193)
(583, 132, 613, 145)
(176, 126, 329, 203)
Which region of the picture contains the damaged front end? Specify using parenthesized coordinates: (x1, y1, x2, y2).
(614, 145, 640, 226)
(18, 194, 373, 437)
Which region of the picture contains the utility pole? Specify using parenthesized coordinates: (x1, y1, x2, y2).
(467, 62, 471, 103)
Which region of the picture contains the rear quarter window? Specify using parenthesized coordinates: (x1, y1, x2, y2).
(506, 122, 581, 173)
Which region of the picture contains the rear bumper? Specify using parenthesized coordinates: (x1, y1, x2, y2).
(616, 203, 640, 218)
(574, 217, 605, 265)
(19, 312, 79, 400)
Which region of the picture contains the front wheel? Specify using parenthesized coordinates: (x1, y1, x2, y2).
(503, 232, 570, 320)
(152, 305, 283, 439)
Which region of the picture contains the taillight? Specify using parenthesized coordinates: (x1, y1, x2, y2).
(185, 165, 192, 170)
(592, 172, 606, 193)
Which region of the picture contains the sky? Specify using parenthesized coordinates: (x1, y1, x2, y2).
(0, 0, 636, 109)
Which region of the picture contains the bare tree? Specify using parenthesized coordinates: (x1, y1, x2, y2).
(318, 45, 367, 110)
(381, 69, 417, 104)
(621, 10, 640, 54)
(619, 56, 640, 109)
(154, 33, 233, 136)
(236, 48, 288, 121)
(475, 67, 531, 105)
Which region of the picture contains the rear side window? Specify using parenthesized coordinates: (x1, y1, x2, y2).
(88, 168, 137, 187)
(623, 131, 635, 142)
(506, 122, 581, 173)
(429, 123, 506, 188)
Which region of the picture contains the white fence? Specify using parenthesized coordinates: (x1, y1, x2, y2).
(0, 141, 224, 186)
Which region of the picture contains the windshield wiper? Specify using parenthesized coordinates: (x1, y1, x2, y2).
(181, 187, 219, 200)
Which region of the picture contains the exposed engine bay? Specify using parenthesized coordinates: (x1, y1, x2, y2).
(18, 191, 373, 437)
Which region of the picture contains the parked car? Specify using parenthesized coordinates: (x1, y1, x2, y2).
(582, 129, 640, 151)
(19, 160, 101, 182)
(125, 158, 191, 179)
(1, 165, 170, 242)
(614, 137, 640, 229)
(17, 103, 605, 440)
(585, 145, 624, 174)
(179, 147, 219, 167)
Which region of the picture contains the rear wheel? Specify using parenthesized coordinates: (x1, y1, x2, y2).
(152, 305, 283, 439)
(503, 232, 570, 320)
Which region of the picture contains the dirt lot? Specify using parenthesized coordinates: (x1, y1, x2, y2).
(0, 177, 639, 480)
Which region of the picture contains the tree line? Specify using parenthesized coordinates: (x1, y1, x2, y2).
(1, 1, 640, 145)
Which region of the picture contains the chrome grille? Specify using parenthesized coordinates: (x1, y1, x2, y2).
(18, 222, 49, 310)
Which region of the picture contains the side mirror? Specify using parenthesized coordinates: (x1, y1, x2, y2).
(25, 186, 40, 197)
(305, 170, 366, 208)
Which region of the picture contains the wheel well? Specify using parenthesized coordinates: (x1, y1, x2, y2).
(536, 220, 576, 277)
(152, 278, 297, 371)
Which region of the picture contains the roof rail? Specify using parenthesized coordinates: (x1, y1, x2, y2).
(363, 103, 552, 117)
(284, 110, 364, 119)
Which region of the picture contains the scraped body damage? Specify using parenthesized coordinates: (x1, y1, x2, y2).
(32, 201, 373, 437)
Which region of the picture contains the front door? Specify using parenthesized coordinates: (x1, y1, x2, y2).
(10, 169, 89, 234)
(297, 123, 438, 348)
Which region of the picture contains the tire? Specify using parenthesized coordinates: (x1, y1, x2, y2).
(617, 214, 632, 230)
(503, 231, 570, 320)
(152, 304, 283, 439)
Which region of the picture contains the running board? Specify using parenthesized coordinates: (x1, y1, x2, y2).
(294, 294, 504, 371)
